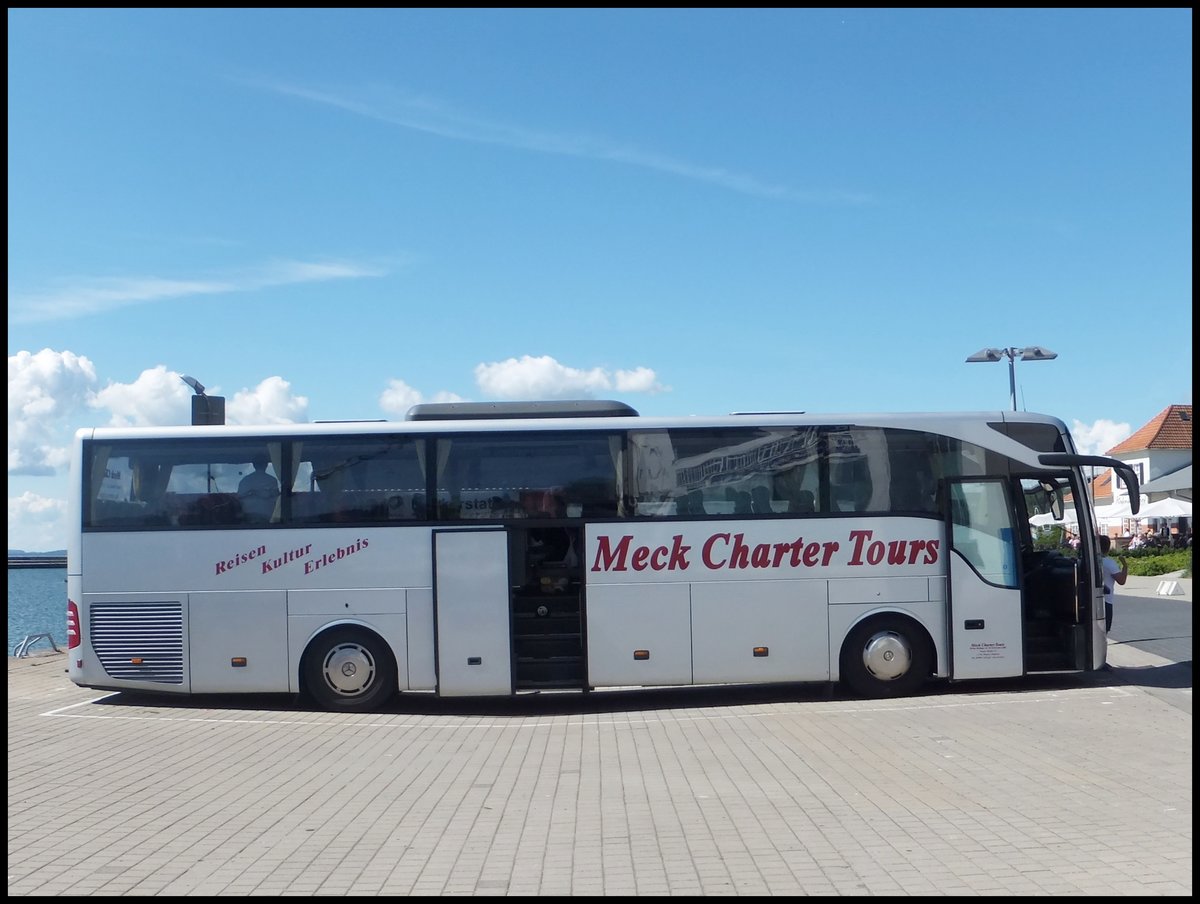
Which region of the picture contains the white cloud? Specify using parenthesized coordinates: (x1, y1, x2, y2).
(474, 355, 667, 400)
(9, 257, 387, 324)
(90, 365, 194, 427)
(7, 491, 68, 552)
(613, 366, 666, 393)
(226, 376, 310, 425)
(89, 369, 311, 427)
(8, 349, 99, 475)
(379, 379, 424, 416)
(1070, 419, 1132, 457)
(378, 379, 464, 416)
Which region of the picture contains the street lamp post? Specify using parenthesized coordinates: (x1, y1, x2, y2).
(180, 374, 225, 426)
(965, 346, 1058, 411)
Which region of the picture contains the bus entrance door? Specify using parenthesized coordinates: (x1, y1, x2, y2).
(433, 528, 513, 696)
(945, 479, 1025, 680)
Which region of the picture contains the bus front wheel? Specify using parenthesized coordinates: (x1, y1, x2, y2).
(839, 616, 932, 698)
(303, 628, 397, 712)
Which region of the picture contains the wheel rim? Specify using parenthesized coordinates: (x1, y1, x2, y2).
(860, 630, 912, 682)
(321, 641, 378, 698)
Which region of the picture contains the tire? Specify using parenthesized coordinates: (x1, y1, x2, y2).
(303, 628, 397, 712)
(839, 615, 932, 699)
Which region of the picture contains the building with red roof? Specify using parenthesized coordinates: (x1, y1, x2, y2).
(1091, 404, 1192, 505)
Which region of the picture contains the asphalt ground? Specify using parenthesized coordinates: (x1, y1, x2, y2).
(8, 577, 1191, 896)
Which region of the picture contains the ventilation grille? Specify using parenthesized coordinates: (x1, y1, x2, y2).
(90, 602, 185, 685)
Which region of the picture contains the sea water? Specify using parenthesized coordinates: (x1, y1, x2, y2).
(8, 567, 68, 656)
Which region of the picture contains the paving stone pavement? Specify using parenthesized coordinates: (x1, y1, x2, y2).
(8, 614, 1191, 896)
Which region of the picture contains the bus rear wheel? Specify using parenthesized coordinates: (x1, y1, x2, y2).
(304, 628, 397, 712)
(840, 616, 931, 698)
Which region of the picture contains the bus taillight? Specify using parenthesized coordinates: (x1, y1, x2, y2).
(67, 600, 81, 650)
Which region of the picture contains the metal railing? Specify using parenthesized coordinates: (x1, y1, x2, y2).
(13, 633, 60, 658)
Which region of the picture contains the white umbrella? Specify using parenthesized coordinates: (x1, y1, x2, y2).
(1029, 510, 1078, 527)
(1138, 497, 1192, 519)
(1093, 501, 1134, 523)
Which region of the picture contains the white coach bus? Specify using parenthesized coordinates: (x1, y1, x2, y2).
(66, 401, 1139, 711)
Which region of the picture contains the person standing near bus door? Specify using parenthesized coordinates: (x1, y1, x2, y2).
(1098, 535, 1128, 632)
(238, 455, 280, 522)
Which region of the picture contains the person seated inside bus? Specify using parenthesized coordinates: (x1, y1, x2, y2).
(789, 490, 816, 514)
(675, 490, 707, 515)
(411, 493, 427, 520)
(529, 521, 574, 566)
(238, 455, 280, 522)
(523, 515, 578, 591)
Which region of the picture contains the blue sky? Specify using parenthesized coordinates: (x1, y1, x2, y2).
(8, 8, 1193, 550)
